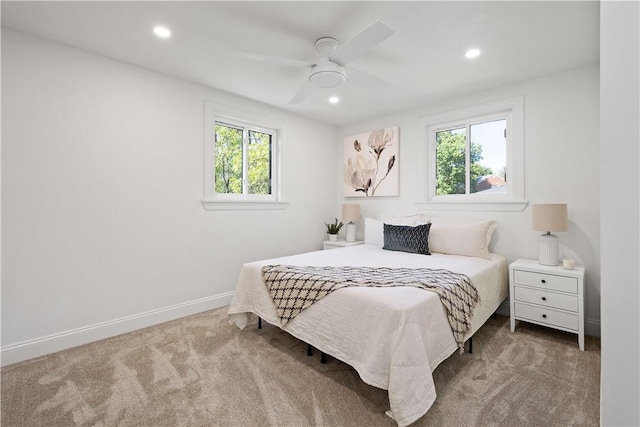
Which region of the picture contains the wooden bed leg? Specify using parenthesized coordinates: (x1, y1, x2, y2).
(258, 317, 262, 329)
(320, 352, 327, 364)
(468, 337, 473, 354)
(307, 344, 313, 356)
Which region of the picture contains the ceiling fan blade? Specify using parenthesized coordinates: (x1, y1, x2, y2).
(330, 20, 394, 66)
(235, 52, 314, 68)
(346, 67, 396, 90)
(289, 81, 315, 104)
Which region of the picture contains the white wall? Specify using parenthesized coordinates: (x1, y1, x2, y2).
(600, 1, 640, 425)
(338, 64, 601, 334)
(1, 30, 338, 364)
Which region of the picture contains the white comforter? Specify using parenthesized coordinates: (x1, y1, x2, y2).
(227, 244, 507, 426)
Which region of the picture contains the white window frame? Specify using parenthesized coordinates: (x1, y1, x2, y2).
(416, 96, 527, 212)
(212, 118, 276, 200)
(202, 101, 287, 211)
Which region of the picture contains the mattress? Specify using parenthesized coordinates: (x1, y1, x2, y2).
(227, 244, 508, 426)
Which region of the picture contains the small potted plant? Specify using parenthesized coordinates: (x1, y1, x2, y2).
(325, 218, 344, 242)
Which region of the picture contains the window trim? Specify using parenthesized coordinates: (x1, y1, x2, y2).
(203, 101, 287, 210)
(416, 96, 527, 212)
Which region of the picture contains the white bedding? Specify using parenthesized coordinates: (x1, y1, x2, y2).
(227, 244, 508, 426)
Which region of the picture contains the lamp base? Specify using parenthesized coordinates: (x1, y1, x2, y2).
(345, 222, 356, 242)
(539, 233, 559, 266)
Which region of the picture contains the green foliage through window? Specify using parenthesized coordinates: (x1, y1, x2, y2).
(214, 121, 273, 196)
(247, 130, 272, 195)
(215, 124, 243, 194)
(435, 118, 505, 195)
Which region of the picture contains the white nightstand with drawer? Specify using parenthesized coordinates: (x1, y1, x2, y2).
(509, 258, 585, 350)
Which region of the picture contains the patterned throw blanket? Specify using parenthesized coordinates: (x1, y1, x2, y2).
(261, 265, 480, 352)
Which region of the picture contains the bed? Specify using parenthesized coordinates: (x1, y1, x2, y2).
(228, 219, 508, 427)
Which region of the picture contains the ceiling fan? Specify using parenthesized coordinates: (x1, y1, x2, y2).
(236, 20, 395, 104)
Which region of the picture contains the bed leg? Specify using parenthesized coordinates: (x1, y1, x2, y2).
(468, 337, 473, 354)
(258, 317, 262, 329)
(307, 344, 313, 356)
(320, 352, 327, 364)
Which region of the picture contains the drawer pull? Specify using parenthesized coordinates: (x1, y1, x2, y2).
(542, 314, 547, 319)
(541, 296, 547, 301)
(541, 279, 546, 284)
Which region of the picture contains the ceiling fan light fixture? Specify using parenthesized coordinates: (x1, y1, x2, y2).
(329, 96, 340, 104)
(309, 70, 346, 88)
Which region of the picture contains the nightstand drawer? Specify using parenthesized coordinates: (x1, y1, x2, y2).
(514, 286, 578, 312)
(514, 302, 579, 331)
(513, 270, 578, 294)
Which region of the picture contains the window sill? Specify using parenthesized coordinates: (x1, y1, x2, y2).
(414, 199, 528, 212)
(202, 200, 289, 211)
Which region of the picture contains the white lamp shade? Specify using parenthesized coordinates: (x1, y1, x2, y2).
(532, 204, 568, 232)
(342, 204, 360, 223)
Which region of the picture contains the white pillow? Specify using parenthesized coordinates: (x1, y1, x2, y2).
(429, 219, 497, 258)
(364, 217, 385, 246)
(378, 213, 430, 226)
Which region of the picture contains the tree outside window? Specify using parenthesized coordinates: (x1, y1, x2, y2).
(215, 124, 243, 194)
(435, 119, 506, 196)
(214, 121, 273, 197)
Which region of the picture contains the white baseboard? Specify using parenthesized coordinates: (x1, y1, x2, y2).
(1, 292, 234, 367)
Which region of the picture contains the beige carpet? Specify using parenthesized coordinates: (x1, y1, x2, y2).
(2, 307, 600, 426)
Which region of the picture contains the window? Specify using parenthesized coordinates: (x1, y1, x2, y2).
(418, 97, 526, 212)
(435, 116, 507, 196)
(214, 120, 273, 197)
(203, 102, 286, 210)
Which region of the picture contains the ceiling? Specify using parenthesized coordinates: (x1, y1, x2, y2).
(1, 1, 600, 126)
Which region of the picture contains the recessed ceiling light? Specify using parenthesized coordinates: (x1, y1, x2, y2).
(153, 26, 171, 38)
(329, 96, 340, 104)
(465, 48, 481, 59)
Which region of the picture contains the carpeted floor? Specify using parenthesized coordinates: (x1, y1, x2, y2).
(1, 306, 600, 426)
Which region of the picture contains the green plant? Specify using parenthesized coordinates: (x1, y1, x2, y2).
(325, 218, 344, 234)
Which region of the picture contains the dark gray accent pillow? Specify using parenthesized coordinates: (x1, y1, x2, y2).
(383, 223, 432, 255)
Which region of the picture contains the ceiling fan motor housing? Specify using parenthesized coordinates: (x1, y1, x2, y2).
(315, 37, 339, 54)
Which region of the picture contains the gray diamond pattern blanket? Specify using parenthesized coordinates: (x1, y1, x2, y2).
(261, 265, 480, 351)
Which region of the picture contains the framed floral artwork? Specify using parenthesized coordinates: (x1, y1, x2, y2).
(343, 127, 399, 197)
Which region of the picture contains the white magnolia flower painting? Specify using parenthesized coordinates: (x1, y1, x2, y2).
(343, 127, 399, 197)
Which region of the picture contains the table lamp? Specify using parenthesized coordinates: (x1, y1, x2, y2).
(532, 204, 568, 266)
(342, 204, 360, 242)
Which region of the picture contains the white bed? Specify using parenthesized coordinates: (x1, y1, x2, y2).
(228, 244, 508, 426)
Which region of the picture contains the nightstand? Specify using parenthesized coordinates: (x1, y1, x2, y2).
(509, 258, 585, 350)
(322, 240, 364, 250)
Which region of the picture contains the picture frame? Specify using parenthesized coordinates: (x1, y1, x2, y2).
(343, 126, 399, 197)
